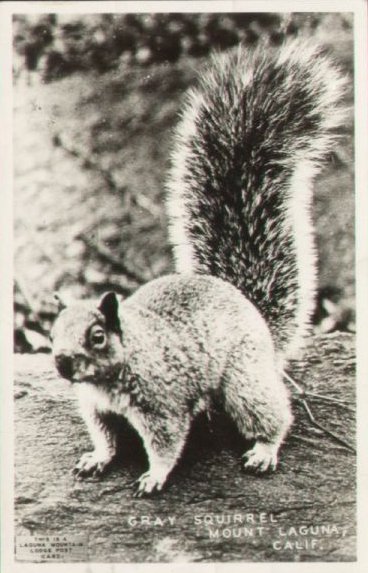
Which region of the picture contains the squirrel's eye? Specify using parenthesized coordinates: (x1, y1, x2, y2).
(89, 326, 107, 349)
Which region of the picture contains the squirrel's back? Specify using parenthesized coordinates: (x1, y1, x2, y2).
(166, 38, 346, 360)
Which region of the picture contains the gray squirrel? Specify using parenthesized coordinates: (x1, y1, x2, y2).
(51, 38, 346, 496)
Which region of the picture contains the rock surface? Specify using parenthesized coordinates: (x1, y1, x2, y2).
(13, 332, 356, 563)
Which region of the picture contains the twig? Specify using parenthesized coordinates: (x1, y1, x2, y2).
(283, 370, 356, 454)
(298, 399, 356, 453)
(77, 233, 145, 285)
(301, 391, 355, 412)
(53, 133, 160, 218)
(283, 370, 354, 410)
(53, 133, 119, 194)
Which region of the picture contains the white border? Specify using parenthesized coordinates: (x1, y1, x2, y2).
(0, 0, 362, 15)
(0, 3, 15, 573)
(354, 0, 368, 569)
(1, 1, 367, 572)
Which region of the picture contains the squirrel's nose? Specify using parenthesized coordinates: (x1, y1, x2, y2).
(55, 355, 74, 380)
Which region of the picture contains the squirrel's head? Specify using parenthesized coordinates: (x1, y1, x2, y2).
(51, 292, 123, 384)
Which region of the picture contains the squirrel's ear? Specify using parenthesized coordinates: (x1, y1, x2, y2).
(54, 292, 67, 313)
(98, 291, 122, 335)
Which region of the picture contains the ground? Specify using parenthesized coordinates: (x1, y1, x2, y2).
(14, 333, 355, 563)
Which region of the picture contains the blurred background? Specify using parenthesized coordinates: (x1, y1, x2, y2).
(13, 12, 355, 353)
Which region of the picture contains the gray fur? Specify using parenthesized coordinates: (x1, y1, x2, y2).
(51, 39, 346, 495)
(52, 276, 292, 495)
(167, 38, 347, 358)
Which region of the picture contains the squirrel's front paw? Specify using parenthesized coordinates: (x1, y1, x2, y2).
(133, 470, 167, 498)
(242, 441, 278, 474)
(73, 451, 113, 480)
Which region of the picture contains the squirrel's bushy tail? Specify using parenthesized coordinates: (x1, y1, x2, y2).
(166, 38, 347, 359)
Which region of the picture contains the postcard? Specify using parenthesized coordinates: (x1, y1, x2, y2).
(1, 1, 367, 572)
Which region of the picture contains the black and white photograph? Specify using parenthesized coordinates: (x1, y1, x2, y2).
(1, 0, 367, 570)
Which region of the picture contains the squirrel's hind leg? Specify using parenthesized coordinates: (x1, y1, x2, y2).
(222, 342, 293, 474)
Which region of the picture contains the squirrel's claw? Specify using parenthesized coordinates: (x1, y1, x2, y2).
(72, 451, 113, 480)
(242, 442, 278, 474)
(132, 470, 165, 497)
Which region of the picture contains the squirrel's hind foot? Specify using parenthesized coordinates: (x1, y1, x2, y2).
(242, 441, 278, 474)
(73, 451, 114, 480)
(133, 470, 167, 498)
